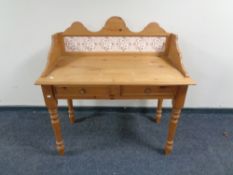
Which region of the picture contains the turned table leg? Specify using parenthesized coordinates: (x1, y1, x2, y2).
(155, 99, 163, 123)
(42, 86, 65, 155)
(67, 99, 75, 124)
(164, 86, 188, 155)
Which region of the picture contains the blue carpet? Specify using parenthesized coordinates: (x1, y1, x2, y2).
(0, 107, 232, 175)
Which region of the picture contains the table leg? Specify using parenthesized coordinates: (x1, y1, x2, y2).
(164, 86, 187, 155)
(155, 99, 163, 123)
(42, 86, 65, 155)
(67, 99, 75, 124)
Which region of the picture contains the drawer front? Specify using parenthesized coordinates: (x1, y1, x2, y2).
(121, 86, 177, 97)
(55, 86, 111, 99)
(54, 85, 176, 99)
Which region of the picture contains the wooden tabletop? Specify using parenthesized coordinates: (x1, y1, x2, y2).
(36, 55, 195, 86)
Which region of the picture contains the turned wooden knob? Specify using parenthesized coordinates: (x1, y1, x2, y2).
(144, 87, 152, 94)
(79, 88, 86, 94)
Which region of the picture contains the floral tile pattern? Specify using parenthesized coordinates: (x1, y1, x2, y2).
(64, 36, 166, 52)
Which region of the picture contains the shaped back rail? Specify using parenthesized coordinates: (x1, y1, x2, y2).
(41, 17, 188, 77)
(62, 17, 169, 54)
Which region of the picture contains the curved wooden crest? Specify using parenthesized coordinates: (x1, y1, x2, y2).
(63, 16, 169, 36)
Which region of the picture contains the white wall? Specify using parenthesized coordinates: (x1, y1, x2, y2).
(1, 0, 233, 108)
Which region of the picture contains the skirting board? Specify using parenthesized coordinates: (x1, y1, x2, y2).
(0, 106, 233, 114)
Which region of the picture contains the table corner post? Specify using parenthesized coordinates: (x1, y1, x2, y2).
(164, 85, 188, 155)
(41, 85, 65, 155)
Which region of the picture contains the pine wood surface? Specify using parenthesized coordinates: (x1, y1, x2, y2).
(36, 55, 194, 85)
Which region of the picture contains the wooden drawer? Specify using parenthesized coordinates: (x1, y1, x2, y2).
(121, 86, 177, 97)
(54, 86, 111, 99)
(54, 85, 177, 99)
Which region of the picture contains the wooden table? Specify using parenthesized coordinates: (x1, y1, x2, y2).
(36, 17, 195, 155)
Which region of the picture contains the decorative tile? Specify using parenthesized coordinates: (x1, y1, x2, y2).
(64, 36, 166, 52)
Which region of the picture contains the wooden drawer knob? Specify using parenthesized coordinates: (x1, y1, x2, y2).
(144, 87, 152, 94)
(79, 88, 86, 94)
(160, 86, 167, 89)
